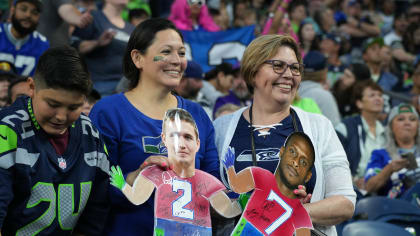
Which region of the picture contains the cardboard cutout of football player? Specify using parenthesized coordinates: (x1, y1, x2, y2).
(110, 108, 241, 235)
(222, 132, 314, 236)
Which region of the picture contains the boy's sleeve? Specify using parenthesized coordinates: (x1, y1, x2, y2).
(0, 124, 18, 228)
(0, 168, 13, 229)
(74, 138, 110, 235)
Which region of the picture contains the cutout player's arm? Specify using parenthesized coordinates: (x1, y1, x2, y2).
(110, 166, 155, 205)
(222, 147, 255, 194)
(209, 191, 241, 218)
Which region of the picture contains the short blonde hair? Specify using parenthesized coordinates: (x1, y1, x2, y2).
(240, 35, 301, 94)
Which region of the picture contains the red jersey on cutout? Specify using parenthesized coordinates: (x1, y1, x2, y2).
(243, 167, 312, 235)
(141, 165, 226, 228)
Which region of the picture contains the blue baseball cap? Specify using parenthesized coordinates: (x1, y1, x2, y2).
(322, 33, 341, 44)
(303, 51, 327, 72)
(184, 61, 204, 80)
(13, 0, 42, 12)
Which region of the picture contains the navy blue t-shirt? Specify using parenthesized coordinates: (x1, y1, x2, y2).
(228, 109, 316, 195)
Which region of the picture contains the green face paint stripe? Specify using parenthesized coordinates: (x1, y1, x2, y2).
(153, 56, 164, 61)
(0, 125, 17, 154)
(27, 99, 40, 130)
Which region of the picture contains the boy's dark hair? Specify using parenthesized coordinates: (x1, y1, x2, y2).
(204, 62, 234, 81)
(351, 79, 383, 110)
(124, 18, 183, 90)
(33, 46, 92, 96)
(87, 89, 101, 104)
(162, 108, 199, 138)
(128, 8, 149, 22)
(284, 131, 315, 169)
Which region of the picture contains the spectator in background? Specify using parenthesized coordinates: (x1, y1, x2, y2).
(336, 80, 386, 191)
(174, 60, 204, 100)
(286, 0, 307, 34)
(383, 12, 407, 47)
(8, 75, 32, 104)
(298, 51, 341, 126)
(407, 1, 420, 25)
(410, 60, 420, 114)
(0, 61, 18, 108)
(332, 63, 371, 118)
(362, 37, 398, 92)
(263, 0, 298, 42)
(340, 0, 380, 52)
(0, 75, 10, 108)
(197, 62, 234, 119)
(0, 0, 49, 76)
(380, 45, 399, 80)
(37, 0, 92, 47)
(313, 6, 337, 35)
(213, 65, 251, 119)
(365, 104, 419, 198)
(89, 18, 219, 235)
(292, 93, 322, 115)
(378, 0, 395, 35)
(213, 35, 355, 235)
(214, 103, 240, 119)
(169, 0, 220, 32)
(320, 33, 347, 86)
(72, 0, 135, 96)
(128, 7, 150, 26)
(208, 5, 229, 31)
(82, 89, 101, 116)
(297, 19, 320, 56)
(121, 0, 151, 25)
(391, 23, 420, 80)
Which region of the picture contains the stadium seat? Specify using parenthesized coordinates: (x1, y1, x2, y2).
(353, 196, 420, 233)
(342, 221, 413, 236)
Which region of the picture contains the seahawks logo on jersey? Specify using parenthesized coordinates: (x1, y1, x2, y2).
(236, 148, 280, 162)
(142, 136, 167, 154)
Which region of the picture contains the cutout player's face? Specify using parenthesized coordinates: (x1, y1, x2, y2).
(163, 120, 200, 168)
(278, 136, 313, 190)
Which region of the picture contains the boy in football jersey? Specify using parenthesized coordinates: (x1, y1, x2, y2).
(222, 132, 314, 236)
(110, 108, 241, 235)
(0, 46, 110, 235)
(0, 0, 49, 76)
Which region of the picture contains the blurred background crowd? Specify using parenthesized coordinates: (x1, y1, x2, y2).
(1, 0, 420, 235)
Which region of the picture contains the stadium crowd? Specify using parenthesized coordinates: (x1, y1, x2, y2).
(0, 0, 420, 235)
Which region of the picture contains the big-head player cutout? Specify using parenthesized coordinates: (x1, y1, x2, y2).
(110, 108, 241, 235)
(222, 132, 315, 236)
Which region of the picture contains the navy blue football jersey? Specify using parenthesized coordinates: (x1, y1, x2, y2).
(0, 96, 110, 235)
(0, 23, 49, 76)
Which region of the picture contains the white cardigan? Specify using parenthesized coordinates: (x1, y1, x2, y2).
(213, 106, 356, 236)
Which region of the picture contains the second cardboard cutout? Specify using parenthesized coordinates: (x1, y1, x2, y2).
(222, 132, 314, 236)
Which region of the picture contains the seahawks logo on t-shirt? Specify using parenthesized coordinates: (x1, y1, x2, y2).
(142, 136, 167, 154)
(236, 148, 280, 162)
